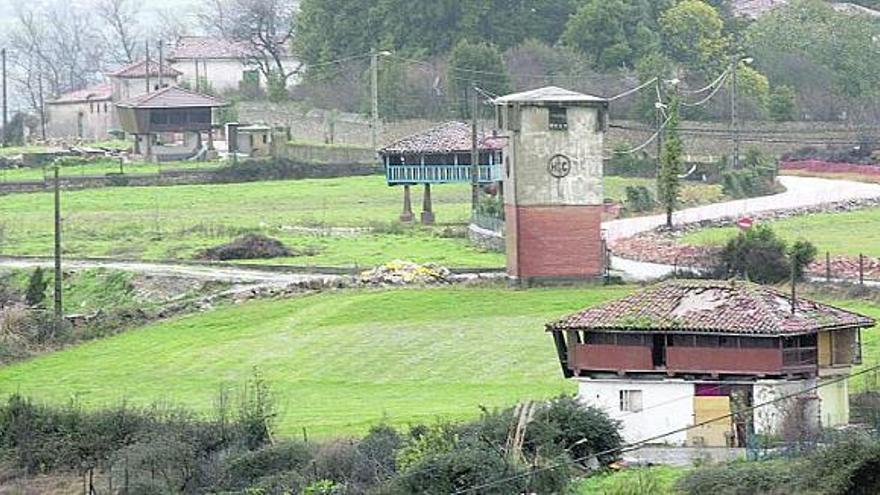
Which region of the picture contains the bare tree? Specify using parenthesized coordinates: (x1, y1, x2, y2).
(97, 0, 143, 65)
(153, 7, 191, 44)
(200, 0, 302, 90)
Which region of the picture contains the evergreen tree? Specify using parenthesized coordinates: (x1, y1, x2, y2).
(658, 97, 683, 229)
(25, 267, 48, 308)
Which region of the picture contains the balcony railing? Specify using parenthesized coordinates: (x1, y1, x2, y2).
(385, 164, 503, 185)
(783, 347, 818, 370)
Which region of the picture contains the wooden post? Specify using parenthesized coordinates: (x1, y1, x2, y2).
(420, 183, 434, 225)
(400, 184, 413, 222)
(860, 253, 865, 286)
(470, 84, 479, 214)
(53, 164, 62, 332)
(826, 251, 831, 282)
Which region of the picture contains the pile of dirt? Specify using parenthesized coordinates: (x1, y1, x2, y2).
(197, 234, 292, 261)
(359, 260, 451, 285)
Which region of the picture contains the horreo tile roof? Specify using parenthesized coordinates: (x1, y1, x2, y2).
(116, 85, 227, 109)
(49, 84, 112, 104)
(380, 121, 507, 154)
(548, 280, 875, 336)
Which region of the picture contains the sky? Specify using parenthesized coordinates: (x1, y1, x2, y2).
(0, 0, 201, 26)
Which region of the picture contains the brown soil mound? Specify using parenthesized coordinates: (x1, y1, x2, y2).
(197, 234, 292, 261)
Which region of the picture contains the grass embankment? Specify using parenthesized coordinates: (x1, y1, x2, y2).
(681, 207, 880, 257)
(0, 175, 719, 268)
(575, 466, 687, 495)
(3, 268, 142, 314)
(0, 286, 630, 437)
(0, 159, 223, 182)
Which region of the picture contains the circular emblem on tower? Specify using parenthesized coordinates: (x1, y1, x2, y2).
(547, 154, 572, 178)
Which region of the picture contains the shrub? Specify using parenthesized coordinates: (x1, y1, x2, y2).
(796, 431, 880, 495)
(625, 185, 656, 213)
(606, 148, 656, 177)
(720, 225, 816, 284)
(24, 267, 48, 308)
(676, 459, 794, 495)
(524, 395, 623, 466)
(393, 444, 527, 495)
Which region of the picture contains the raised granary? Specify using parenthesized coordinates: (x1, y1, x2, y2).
(547, 279, 875, 447)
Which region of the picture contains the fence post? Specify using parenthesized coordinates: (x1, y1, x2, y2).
(826, 251, 831, 282)
(860, 253, 865, 286)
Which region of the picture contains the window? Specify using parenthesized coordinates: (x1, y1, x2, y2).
(617, 334, 645, 346)
(741, 337, 777, 349)
(262, 134, 268, 144)
(619, 390, 643, 412)
(549, 107, 567, 130)
(719, 336, 738, 348)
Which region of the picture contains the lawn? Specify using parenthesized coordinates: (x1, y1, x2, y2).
(575, 466, 686, 495)
(0, 158, 223, 182)
(681, 207, 880, 257)
(0, 285, 631, 437)
(0, 175, 715, 268)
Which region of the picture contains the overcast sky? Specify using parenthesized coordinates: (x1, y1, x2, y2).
(0, 0, 201, 26)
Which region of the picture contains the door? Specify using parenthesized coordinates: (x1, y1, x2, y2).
(652, 335, 666, 368)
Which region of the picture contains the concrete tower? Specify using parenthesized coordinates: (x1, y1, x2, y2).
(495, 86, 609, 284)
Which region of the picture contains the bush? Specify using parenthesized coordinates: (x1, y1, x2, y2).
(720, 225, 816, 284)
(393, 444, 528, 495)
(796, 431, 880, 495)
(606, 148, 656, 177)
(525, 395, 623, 466)
(197, 234, 292, 261)
(676, 459, 794, 495)
(625, 185, 656, 213)
(24, 267, 48, 308)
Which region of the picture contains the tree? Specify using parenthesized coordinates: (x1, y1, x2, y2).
(632, 51, 674, 122)
(721, 225, 816, 283)
(561, 0, 673, 70)
(768, 85, 797, 121)
(201, 0, 303, 93)
(96, 0, 142, 65)
(25, 267, 48, 308)
(658, 97, 683, 229)
(660, 0, 728, 73)
(447, 39, 511, 118)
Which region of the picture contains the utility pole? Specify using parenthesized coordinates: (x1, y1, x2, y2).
(470, 85, 479, 214)
(38, 72, 46, 141)
(53, 162, 63, 331)
(370, 49, 379, 151)
(2, 48, 7, 148)
(656, 79, 663, 173)
(731, 57, 739, 169)
(158, 40, 164, 89)
(145, 41, 152, 94)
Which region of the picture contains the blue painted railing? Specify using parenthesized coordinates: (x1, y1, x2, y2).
(385, 164, 503, 185)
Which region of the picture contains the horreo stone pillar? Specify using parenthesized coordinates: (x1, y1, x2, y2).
(421, 184, 435, 225)
(400, 184, 414, 222)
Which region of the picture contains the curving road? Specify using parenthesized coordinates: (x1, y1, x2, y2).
(603, 175, 880, 244)
(606, 175, 880, 280)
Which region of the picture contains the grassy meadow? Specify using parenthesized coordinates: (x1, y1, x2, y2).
(0, 158, 223, 182)
(0, 286, 631, 437)
(681, 207, 880, 257)
(0, 175, 720, 268)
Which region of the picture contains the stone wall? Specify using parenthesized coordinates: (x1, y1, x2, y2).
(467, 223, 505, 252)
(278, 142, 376, 164)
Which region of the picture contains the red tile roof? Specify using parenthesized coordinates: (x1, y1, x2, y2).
(168, 36, 250, 60)
(116, 85, 227, 109)
(549, 280, 875, 336)
(380, 121, 507, 154)
(49, 84, 113, 104)
(108, 60, 182, 79)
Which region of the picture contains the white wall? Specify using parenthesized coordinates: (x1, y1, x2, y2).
(46, 101, 114, 141)
(171, 57, 301, 94)
(753, 379, 817, 437)
(817, 377, 849, 428)
(578, 379, 695, 446)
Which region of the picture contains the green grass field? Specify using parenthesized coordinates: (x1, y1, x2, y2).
(681, 207, 880, 257)
(0, 175, 719, 268)
(0, 286, 631, 437)
(0, 159, 222, 182)
(575, 466, 686, 495)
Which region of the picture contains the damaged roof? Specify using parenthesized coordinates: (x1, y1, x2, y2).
(380, 121, 507, 154)
(494, 86, 607, 106)
(548, 280, 875, 336)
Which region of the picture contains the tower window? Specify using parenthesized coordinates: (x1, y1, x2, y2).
(549, 107, 567, 130)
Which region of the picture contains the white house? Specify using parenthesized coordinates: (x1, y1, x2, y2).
(108, 60, 182, 102)
(166, 36, 300, 94)
(46, 84, 114, 141)
(548, 280, 875, 447)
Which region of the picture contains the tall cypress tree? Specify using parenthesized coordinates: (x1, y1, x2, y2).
(658, 96, 682, 229)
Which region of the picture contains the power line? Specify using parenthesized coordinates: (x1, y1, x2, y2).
(608, 77, 658, 102)
(453, 362, 880, 494)
(681, 71, 730, 108)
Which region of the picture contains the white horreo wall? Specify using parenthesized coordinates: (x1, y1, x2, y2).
(578, 378, 695, 446)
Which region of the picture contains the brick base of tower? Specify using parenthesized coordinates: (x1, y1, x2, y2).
(505, 204, 604, 284)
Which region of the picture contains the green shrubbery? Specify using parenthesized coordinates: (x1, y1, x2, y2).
(625, 185, 656, 213)
(677, 431, 880, 495)
(606, 148, 656, 177)
(720, 225, 816, 284)
(0, 393, 621, 494)
(721, 149, 779, 199)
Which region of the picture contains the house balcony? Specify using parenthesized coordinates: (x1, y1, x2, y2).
(385, 164, 503, 185)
